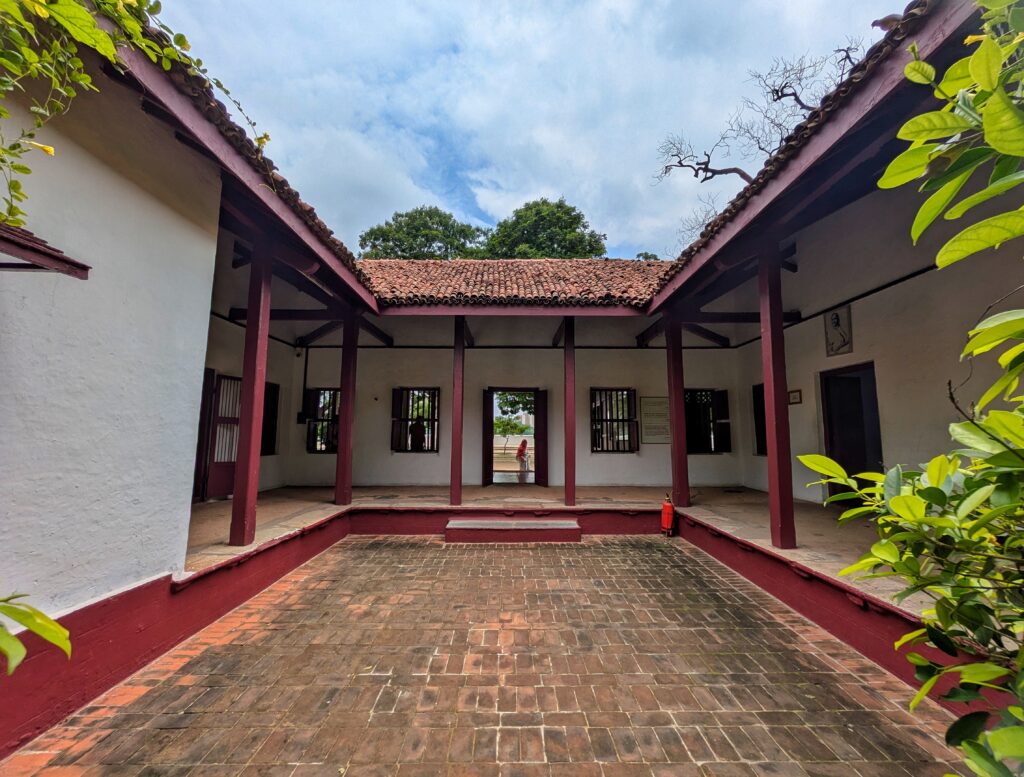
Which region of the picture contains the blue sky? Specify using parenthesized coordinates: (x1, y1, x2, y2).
(162, 1, 898, 258)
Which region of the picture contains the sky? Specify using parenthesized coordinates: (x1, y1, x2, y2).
(162, 0, 899, 259)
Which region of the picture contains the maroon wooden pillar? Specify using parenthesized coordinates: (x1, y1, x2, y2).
(759, 254, 797, 549)
(450, 316, 466, 505)
(333, 311, 360, 505)
(229, 246, 273, 546)
(664, 313, 691, 507)
(563, 316, 576, 506)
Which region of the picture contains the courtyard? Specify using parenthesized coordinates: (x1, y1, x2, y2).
(5, 537, 960, 776)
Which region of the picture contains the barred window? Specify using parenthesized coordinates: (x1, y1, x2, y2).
(590, 388, 639, 453)
(391, 388, 440, 453)
(304, 388, 340, 454)
(685, 388, 731, 454)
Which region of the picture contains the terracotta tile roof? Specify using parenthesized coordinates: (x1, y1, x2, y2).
(360, 259, 676, 308)
(662, 0, 942, 280)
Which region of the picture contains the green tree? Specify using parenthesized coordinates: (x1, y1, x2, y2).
(802, 4, 1024, 772)
(493, 415, 530, 454)
(484, 197, 606, 258)
(635, 251, 659, 260)
(359, 206, 487, 260)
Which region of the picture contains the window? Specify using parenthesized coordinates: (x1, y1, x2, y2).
(590, 388, 639, 453)
(260, 382, 280, 455)
(753, 383, 767, 456)
(391, 387, 440, 453)
(685, 388, 731, 454)
(304, 388, 340, 453)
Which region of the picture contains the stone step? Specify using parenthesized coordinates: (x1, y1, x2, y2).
(444, 518, 581, 543)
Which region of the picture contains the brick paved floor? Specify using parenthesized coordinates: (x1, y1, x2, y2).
(5, 537, 963, 777)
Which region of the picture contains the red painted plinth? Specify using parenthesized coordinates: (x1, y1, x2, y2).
(445, 519, 582, 543)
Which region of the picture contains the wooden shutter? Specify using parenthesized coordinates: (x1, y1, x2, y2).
(712, 389, 731, 453)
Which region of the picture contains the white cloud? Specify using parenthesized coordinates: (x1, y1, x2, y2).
(162, 0, 898, 257)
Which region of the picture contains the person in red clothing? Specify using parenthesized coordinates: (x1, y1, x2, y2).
(515, 438, 530, 484)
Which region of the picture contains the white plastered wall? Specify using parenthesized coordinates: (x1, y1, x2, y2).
(277, 315, 742, 488)
(729, 185, 1016, 504)
(0, 73, 221, 614)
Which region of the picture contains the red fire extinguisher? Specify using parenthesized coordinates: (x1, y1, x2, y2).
(661, 494, 674, 536)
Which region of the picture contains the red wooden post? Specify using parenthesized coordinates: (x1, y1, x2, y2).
(229, 245, 273, 546)
(563, 316, 576, 506)
(450, 316, 466, 505)
(759, 254, 797, 549)
(334, 311, 360, 505)
(664, 312, 691, 508)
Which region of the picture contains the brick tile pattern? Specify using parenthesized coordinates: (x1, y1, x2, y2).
(4, 537, 964, 776)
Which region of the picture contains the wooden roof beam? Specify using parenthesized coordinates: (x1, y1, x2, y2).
(683, 323, 730, 348)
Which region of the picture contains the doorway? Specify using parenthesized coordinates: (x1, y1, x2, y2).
(820, 362, 883, 489)
(482, 388, 548, 486)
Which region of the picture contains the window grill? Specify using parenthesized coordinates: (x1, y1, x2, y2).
(391, 387, 440, 453)
(305, 388, 341, 453)
(590, 388, 639, 453)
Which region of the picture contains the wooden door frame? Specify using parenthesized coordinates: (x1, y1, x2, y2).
(192, 368, 217, 502)
(483, 386, 545, 487)
(819, 360, 883, 490)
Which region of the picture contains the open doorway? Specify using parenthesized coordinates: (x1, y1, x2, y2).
(821, 362, 883, 492)
(482, 388, 548, 486)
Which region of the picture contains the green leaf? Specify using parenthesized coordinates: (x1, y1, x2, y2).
(910, 673, 940, 710)
(957, 484, 997, 519)
(937, 209, 1024, 267)
(905, 60, 936, 85)
(897, 111, 975, 141)
(911, 168, 973, 243)
(946, 170, 1024, 220)
(0, 626, 26, 674)
(958, 662, 1010, 684)
(987, 725, 1024, 759)
(936, 56, 973, 99)
(950, 421, 1008, 454)
(0, 603, 70, 657)
(946, 711, 991, 746)
(984, 90, 1024, 156)
(890, 494, 928, 522)
(970, 36, 1004, 91)
(925, 455, 952, 488)
(45, 0, 117, 63)
(872, 540, 900, 564)
(976, 363, 1023, 411)
(797, 454, 848, 480)
(895, 628, 927, 650)
(878, 145, 937, 189)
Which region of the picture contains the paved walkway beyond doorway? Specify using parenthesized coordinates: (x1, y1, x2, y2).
(7, 537, 960, 776)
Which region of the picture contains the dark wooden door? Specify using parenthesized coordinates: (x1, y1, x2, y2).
(534, 390, 549, 486)
(821, 362, 883, 490)
(482, 388, 495, 486)
(207, 375, 241, 499)
(192, 368, 217, 501)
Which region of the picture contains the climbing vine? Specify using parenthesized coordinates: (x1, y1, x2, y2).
(0, 0, 267, 226)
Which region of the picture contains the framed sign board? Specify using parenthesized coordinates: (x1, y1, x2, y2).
(640, 396, 671, 444)
(824, 305, 853, 357)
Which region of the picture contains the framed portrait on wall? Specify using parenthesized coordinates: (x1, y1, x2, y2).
(824, 305, 853, 357)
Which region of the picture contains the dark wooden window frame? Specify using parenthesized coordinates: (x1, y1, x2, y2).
(391, 387, 441, 453)
(260, 382, 280, 456)
(685, 388, 731, 455)
(590, 387, 640, 453)
(305, 387, 341, 454)
(752, 383, 767, 456)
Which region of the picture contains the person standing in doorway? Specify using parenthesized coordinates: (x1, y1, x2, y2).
(516, 438, 530, 484)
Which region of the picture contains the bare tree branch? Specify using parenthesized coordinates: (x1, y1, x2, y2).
(678, 191, 724, 247)
(657, 38, 863, 187)
(657, 136, 754, 184)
